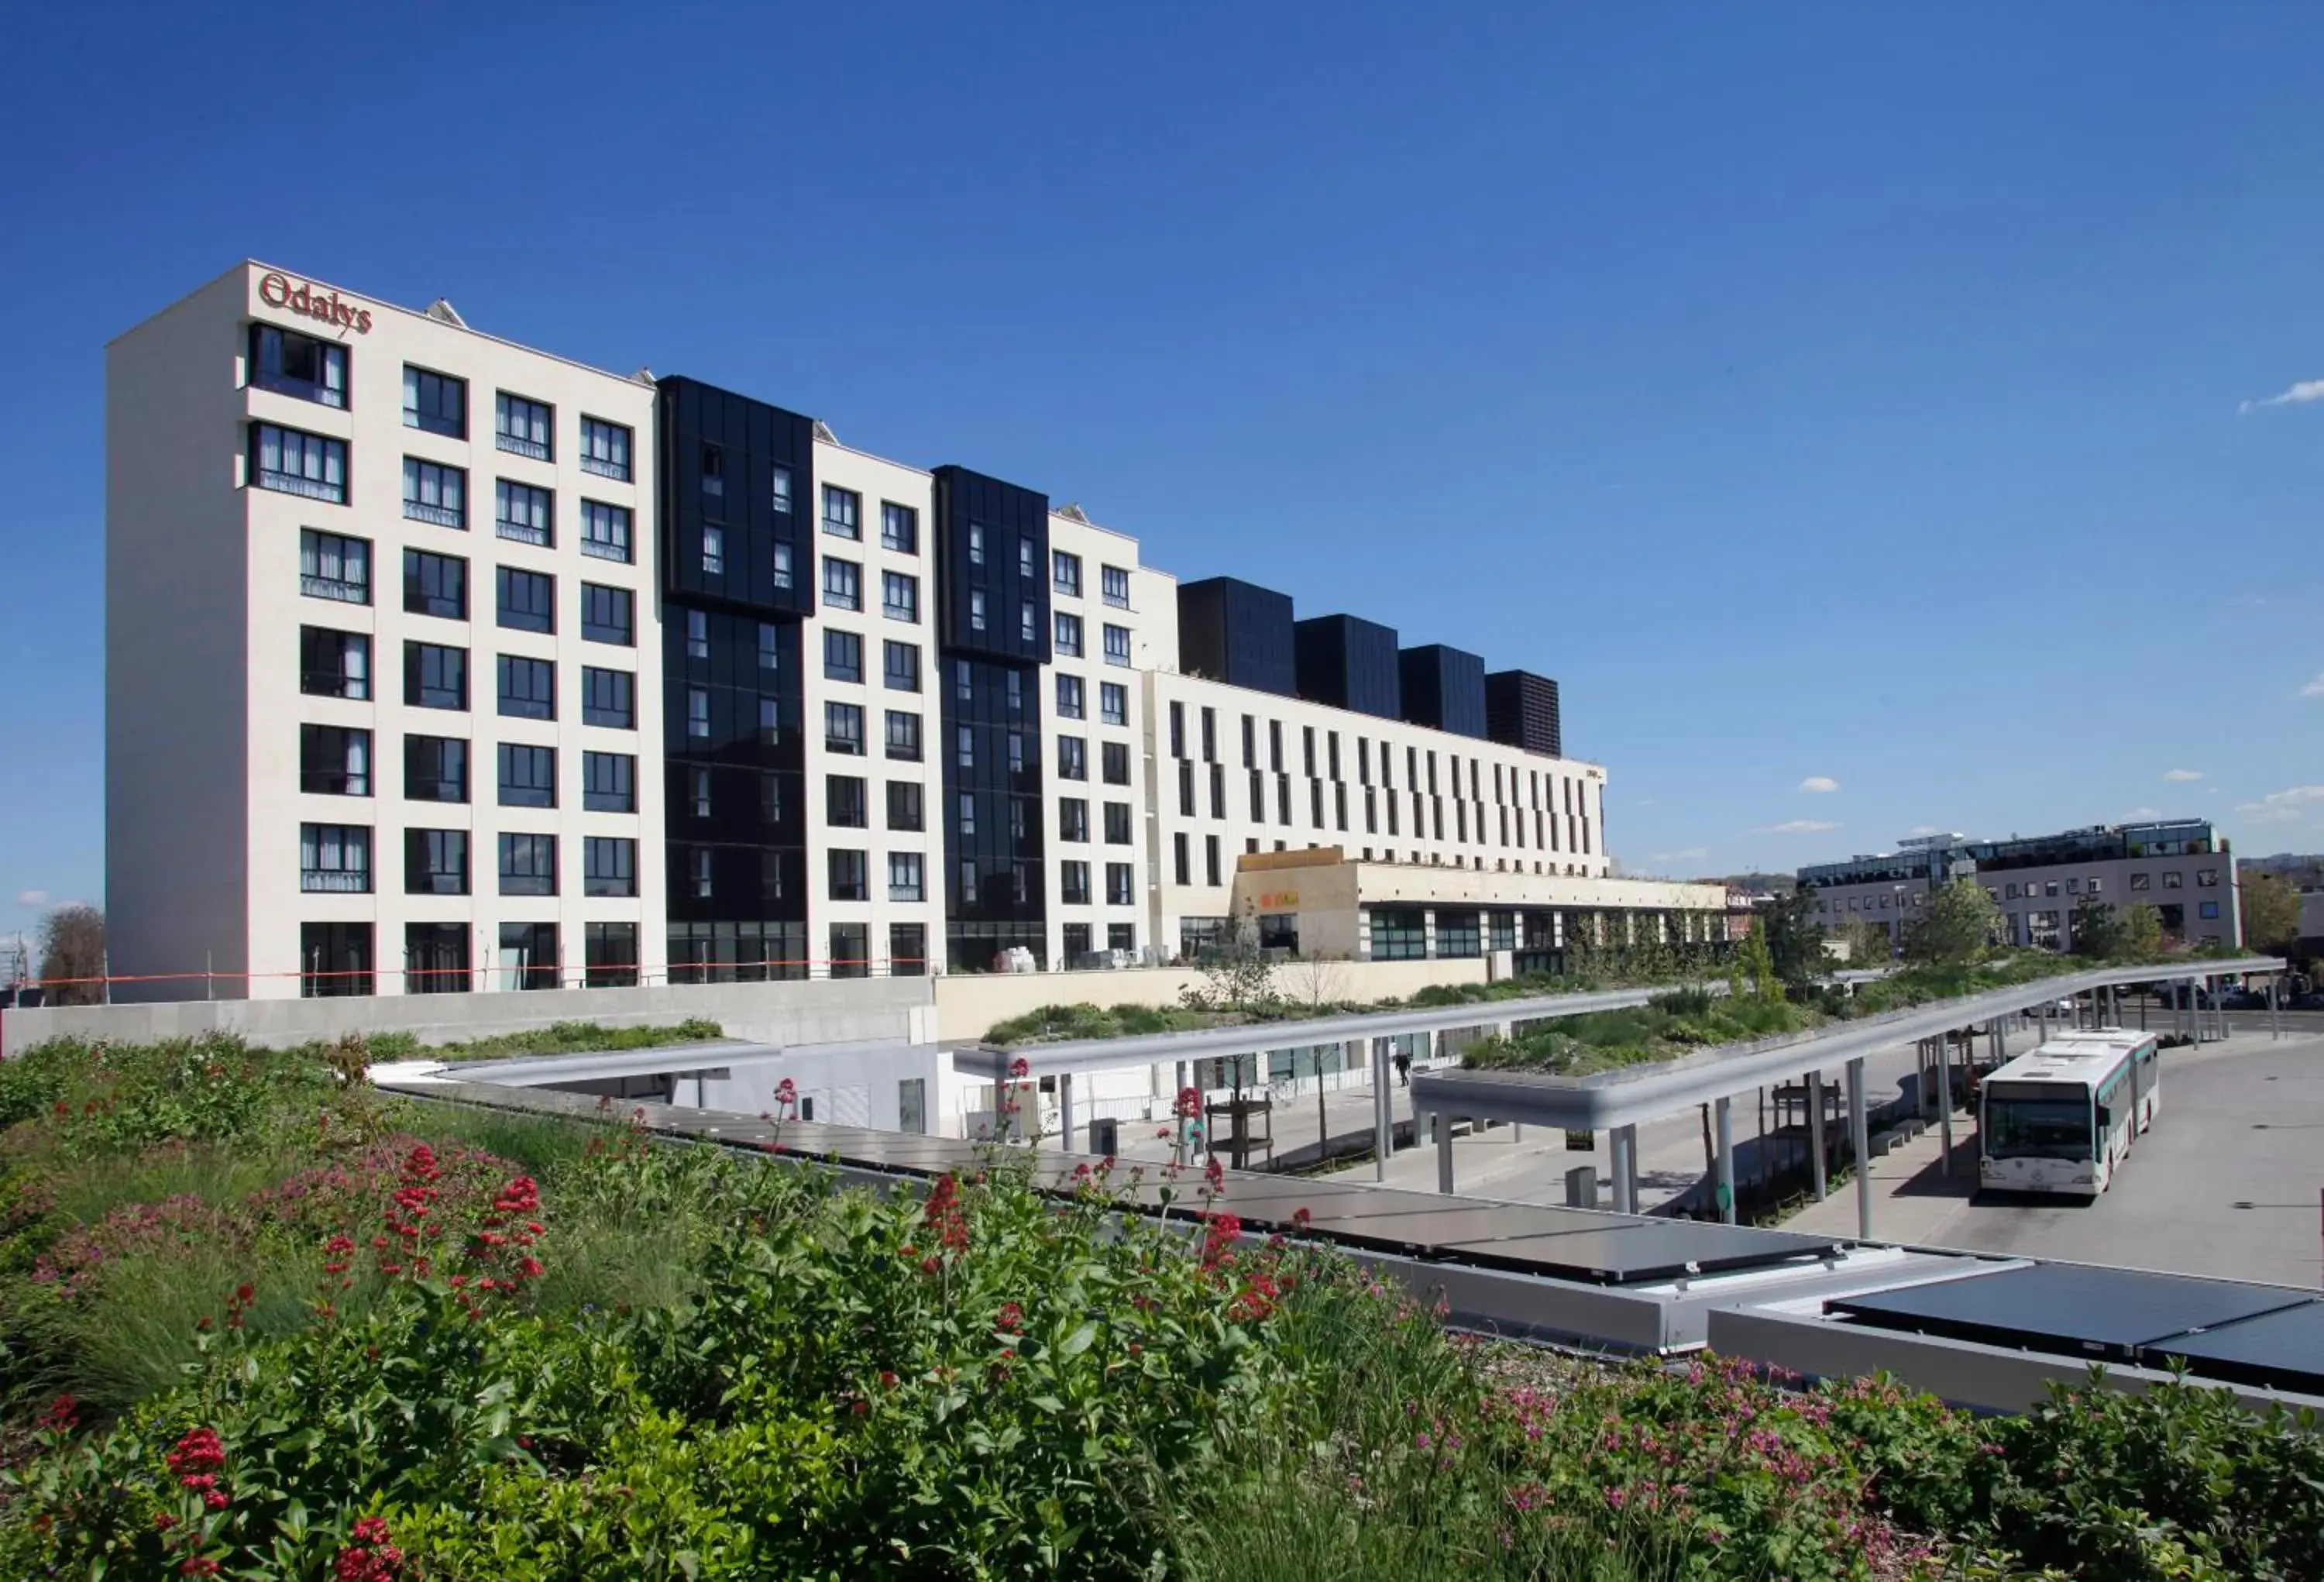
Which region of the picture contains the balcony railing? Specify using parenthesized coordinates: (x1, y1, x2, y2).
(579, 454, 628, 481)
(404, 500, 463, 529)
(258, 469, 344, 504)
(497, 433, 550, 461)
(580, 536, 630, 563)
(497, 518, 550, 547)
(300, 868, 370, 892)
(300, 574, 367, 604)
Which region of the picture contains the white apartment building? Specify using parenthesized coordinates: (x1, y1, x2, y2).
(108, 263, 662, 999)
(106, 262, 1723, 1001)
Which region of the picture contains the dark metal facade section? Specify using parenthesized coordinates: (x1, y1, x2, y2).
(661, 611, 805, 924)
(1824, 1263, 2314, 1364)
(655, 377, 816, 618)
(1398, 643, 1487, 738)
(939, 653, 1047, 971)
(1294, 613, 1402, 719)
(1485, 668, 1563, 758)
(1177, 576, 1297, 697)
(932, 466, 1050, 665)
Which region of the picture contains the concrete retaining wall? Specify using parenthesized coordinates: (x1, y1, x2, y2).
(930, 957, 1490, 1043)
(0, 978, 938, 1059)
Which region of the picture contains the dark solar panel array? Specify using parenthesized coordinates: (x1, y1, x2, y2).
(401, 1084, 1846, 1288)
(1826, 1262, 2324, 1388)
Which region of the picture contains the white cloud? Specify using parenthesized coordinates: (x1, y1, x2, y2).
(1797, 776, 1839, 794)
(2123, 806, 2161, 820)
(1764, 819, 1841, 834)
(14, 890, 47, 909)
(2161, 769, 2203, 782)
(2234, 785, 2324, 824)
(1651, 848, 1709, 864)
(2240, 379, 2324, 414)
(2302, 673, 2324, 698)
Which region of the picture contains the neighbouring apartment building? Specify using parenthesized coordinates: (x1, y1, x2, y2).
(105, 263, 1724, 999)
(1796, 820, 2243, 954)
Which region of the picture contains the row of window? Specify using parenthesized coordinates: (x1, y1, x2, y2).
(1816, 867, 2223, 914)
(304, 632, 633, 727)
(1050, 611, 1133, 665)
(301, 730, 636, 811)
(263, 434, 635, 559)
(300, 823, 637, 897)
(1168, 699, 1581, 807)
(1160, 754, 1590, 858)
(1047, 550, 1133, 609)
(1053, 674, 1130, 724)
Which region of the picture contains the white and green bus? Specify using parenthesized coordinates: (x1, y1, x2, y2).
(1976, 1030, 2161, 1197)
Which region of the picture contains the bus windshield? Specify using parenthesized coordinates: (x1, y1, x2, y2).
(1984, 1092, 2092, 1162)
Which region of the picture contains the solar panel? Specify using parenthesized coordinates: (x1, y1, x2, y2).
(2141, 1299, 2324, 1393)
(1449, 1220, 1841, 1285)
(1294, 1202, 1597, 1253)
(1826, 1264, 2315, 1362)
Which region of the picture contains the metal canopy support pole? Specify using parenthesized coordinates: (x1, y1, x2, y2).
(1436, 1115, 1455, 1195)
(1714, 1095, 1736, 1224)
(993, 1074, 1008, 1144)
(1058, 1072, 1075, 1153)
(1372, 1037, 1392, 1181)
(2271, 977, 2281, 1041)
(1610, 1124, 1637, 1214)
(1848, 1056, 1873, 1240)
(1935, 1028, 1954, 1174)
(1807, 1068, 1827, 1201)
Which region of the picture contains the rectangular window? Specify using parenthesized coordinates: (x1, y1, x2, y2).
(583, 836, 638, 898)
(1177, 760, 1195, 815)
(772, 541, 795, 590)
(402, 640, 467, 710)
(496, 566, 554, 634)
(826, 701, 865, 755)
(823, 486, 861, 539)
(828, 848, 868, 901)
(298, 528, 370, 604)
(1101, 741, 1129, 785)
(579, 500, 632, 562)
(580, 583, 632, 645)
(1020, 603, 1040, 642)
(497, 655, 555, 719)
(684, 685, 710, 738)
(298, 724, 370, 796)
(824, 628, 864, 683)
(298, 625, 370, 700)
(885, 709, 922, 761)
(830, 923, 869, 979)
(1019, 537, 1037, 579)
(771, 465, 793, 515)
(882, 571, 920, 623)
(402, 366, 464, 436)
(1099, 682, 1127, 727)
(702, 524, 724, 575)
(495, 479, 552, 546)
(957, 793, 977, 835)
(969, 590, 987, 632)
(2164, 870, 2184, 889)
(299, 822, 370, 892)
(888, 780, 924, 831)
(579, 416, 631, 480)
(582, 751, 634, 812)
(2131, 872, 2151, 891)
(881, 501, 918, 553)
(758, 696, 781, 745)
(883, 639, 920, 692)
(1104, 801, 1132, 844)
(581, 666, 633, 728)
(681, 609, 709, 659)
(250, 323, 346, 408)
(823, 557, 861, 610)
(1054, 612, 1084, 657)
(495, 392, 552, 459)
(403, 828, 468, 896)
(2197, 868, 2219, 887)
(957, 725, 975, 767)
(1205, 834, 1221, 887)
(403, 549, 467, 620)
(1053, 550, 1081, 597)
(700, 443, 725, 501)
(404, 736, 467, 803)
(1106, 862, 1133, 906)
(1102, 563, 1130, 607)
(1061, 860, 1092, 906)
(686, 848, 713, 899)
(1102, 624, 1131, 667)
(892, 925, 928, 981)
(499, 832, 557, 896)
(1057, 735, 1088, 781)
(401, 457, 466, 528)
(1059, 798, 1089, 842)
(1056, 673, 1085, 720)
(586, 921, 638, 989)
(250, 421, 346, 503)
(1173, 833, 1191, 886)
(827, 774, 868, 828)
(2199, 900, 2220, 920)
(299, 921, 373, 998)
(889, 852, 925, 902)
(497, 743, 555, 807)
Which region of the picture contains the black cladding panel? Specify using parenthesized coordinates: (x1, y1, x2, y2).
(1178, 576, 1296, 697)
(933, 466, 1050, 665)
(2142, 1298, 2324, 1393)
(655, 377, 816, 617)
(1399, 644, 1487, 738)
(1295, 614, 1402, 718)
(1825, 1264, 2316, 1362)
(1485, 669, 1563, 758)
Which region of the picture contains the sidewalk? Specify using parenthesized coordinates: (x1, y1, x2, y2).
(1782, 1113, 1978, 1243)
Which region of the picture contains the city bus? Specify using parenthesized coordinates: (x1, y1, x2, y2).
(1976, 1030, 2161, 1197)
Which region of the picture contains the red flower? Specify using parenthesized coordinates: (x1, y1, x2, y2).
(1173, 1085, 1203, 1120)
(1291, 1207, 1313, 1231)
(181, 1562, 222, 1577)
(35, 1393, 77, 1434)
(997, 1301, 1024, 1333)
(1009, 1056, 1030, 1079)
(165, 1426, 226, 1482)
(1204, 1156, 1226, 1192)
(1198, 1211, 1243, 1268)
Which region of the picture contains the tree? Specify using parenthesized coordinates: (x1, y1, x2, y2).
(36, 904, 106, 1006)
(1838, 916, 1889, 965)
(1901, 879, 2004, 968)
(2240, 870, 2302, 952)
(1735, 918, 1783, 1005)
(2068, 895, 2126, 960)
(2123, 901, 2163, 959)
(1758, 889, 1825, 992)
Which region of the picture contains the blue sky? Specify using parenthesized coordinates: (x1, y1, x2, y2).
(4, 3, 2322, 951)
